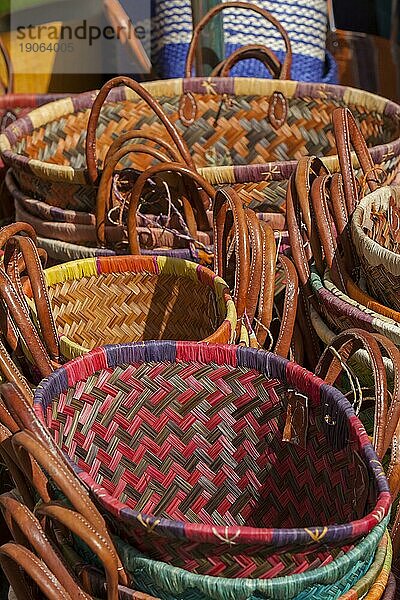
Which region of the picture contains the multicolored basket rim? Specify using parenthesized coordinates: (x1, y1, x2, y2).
(352, 186, 400, 278)
(33, 341, 391, 549)
(112, 520, 389, 599)
(25, 255, 237, 356)
(1, 78, 400, 186)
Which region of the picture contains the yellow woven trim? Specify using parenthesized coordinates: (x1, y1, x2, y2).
(156, 256, 199, 281)
(0, 134, 11, 152)
(199, 165, 236, 185)
(28, 159, 86, 184)
(322, 155, 340, 172)
(143, 79, 183, 97)
(225, 299, 237, 341)
(29, 97, 75, 130)
(213, 275, 234, 323)
(234, 77, 297, 98)
(59, 336, 87, 360)
(44, 257, 98, 287)
(343, 87, 387, 115)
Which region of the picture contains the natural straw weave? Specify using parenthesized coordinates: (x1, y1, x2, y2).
(352, 186, 400, 313)
(112, 520, 389, 599)
(25, 255, 236, 360)
(34, 341, 391, 579)
(1, 80, 400, 214)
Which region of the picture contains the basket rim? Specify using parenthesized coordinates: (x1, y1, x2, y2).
(352, 186, 400, 277)
(112, 522, 389, 597)
(33, 340, 391, 549)
(1, 78, 400, 185)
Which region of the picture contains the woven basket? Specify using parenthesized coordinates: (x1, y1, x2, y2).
(22, 254, 236, 360)
(1, 78, 400, 217)
(352, 186, 400, 314)
(33, 340, 391, 579)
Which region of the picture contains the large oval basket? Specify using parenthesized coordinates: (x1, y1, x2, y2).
(1, 79, 400, 215)
(33, 341, 391, 579)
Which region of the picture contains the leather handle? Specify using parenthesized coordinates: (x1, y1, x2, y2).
(4, 234, 60, 362)
(255, 221, 277, 347)
(36, 503, 119, 600)
(213, 188, 250, 336)
(0, 427, 35, 510)
(10, 430, 130, 587)
(210, 43, 282, 79)
(315, 329, 400, 460)
(127, 162, 214, 254)
(274, 255, 299, 359)
(103, 130, 183, 166)
(85, 76, 194, 183)
(332, 107, 378, 215)
(96, 144, 191, 245)
(0, 36, 14, 95)
(0, 494, 90, 599)
(185, 1, 292, 79)
(243, 208, 263, 324)
(0, 543, 75, 600)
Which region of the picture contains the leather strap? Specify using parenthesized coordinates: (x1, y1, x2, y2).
(0, 494, 89, 599)
(332, 107, 378, 215)
(127, 162, 214, 254)
(255, 221, 276, 347)
(97, 146, 201, 246)
(315, 329, 400, 460)
(274, 255, 299, 359)
(0, 543, 74, 600)
(213, 188, 250, 338)
(210, 43, 282, 79)
(4, 235, 60, 362)
(0, 429, 34, 510)
(244, 208, 263, 324)
(10, 430, 130, 586)
(184, 2, 292, 79)
(103, 130, 183, 165)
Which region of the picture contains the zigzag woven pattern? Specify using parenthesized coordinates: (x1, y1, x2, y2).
(34, 341, 391, 579)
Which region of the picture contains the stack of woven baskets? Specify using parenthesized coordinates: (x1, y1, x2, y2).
(0, 2, 399, 598)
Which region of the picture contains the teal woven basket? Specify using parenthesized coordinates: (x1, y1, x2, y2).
(112, 518, 389, 600)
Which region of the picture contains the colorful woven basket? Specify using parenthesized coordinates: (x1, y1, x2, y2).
(23, 255, 236, 360)
(33, 341, 391, 579)
(1, 78, 400, 218)
(351, 186, 400, 314)
(151, 0, 335, 83)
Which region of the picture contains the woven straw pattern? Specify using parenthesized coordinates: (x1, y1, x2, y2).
(25, 256, 235, 357)
(34, 342, 391, 579)
(2, 81, 400, 213)
(352, 187, 400, 313)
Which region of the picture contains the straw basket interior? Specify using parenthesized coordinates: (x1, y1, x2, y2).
(38, 358, 370, 530)
(13, 90, 400, 171)
(47, 271, 223, 348)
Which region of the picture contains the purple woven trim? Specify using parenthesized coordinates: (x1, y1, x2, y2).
(383, 100, 400, 119)
(0, 93, 67, 110)
(3, 114, 35, 144)
(96, 256, 102, 275)
(231, 162, 294, 183)
(317, 287, 375, 327)
(153, 255, 160, 274)
(294, 82, 346, 100)
(183, 77, 235, 96)
(370, 138, 400, 165)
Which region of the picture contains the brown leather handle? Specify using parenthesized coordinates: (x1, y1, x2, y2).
(0, 542, 75, 600)
(85, 76, 194, 183)
(213, 188, 250, 337)
(185, 1, 292, 79)
(103, 130, 183, 166)
(0, 494, 90, 599)
(36, 503, 119, 600)
(332, 107, 379, 215)
(243, 208, 263, 324)
(255, 221, 277, 347)
(0, 426, 35, 510)
(286, 156, 328, 291)
(274, 255, 299, 359)
(315, 329, 400, 460)
(127, 162, 214, 254)
(210, 43, 282, 79)
(0, 36, 14, 95)
(10, 430, 130, 587)
(4, 234, 60, 362)
(96, 144, 194, 245)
